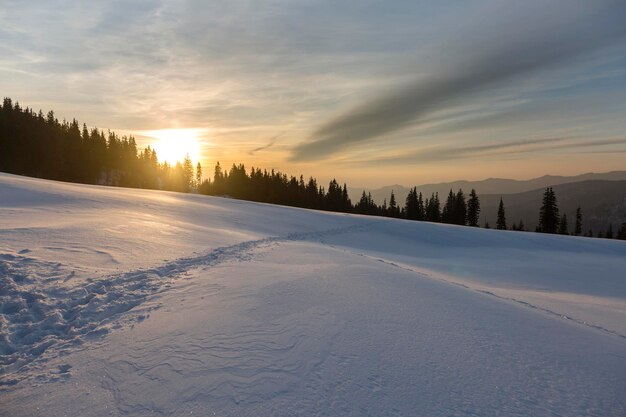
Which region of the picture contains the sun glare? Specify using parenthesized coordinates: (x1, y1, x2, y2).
(147, 129, 202, 165)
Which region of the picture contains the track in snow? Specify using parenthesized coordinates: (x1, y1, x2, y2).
(343, 250, 626, 340)
(0, 223, 370, 386)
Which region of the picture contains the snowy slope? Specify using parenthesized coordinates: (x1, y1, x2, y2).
(1, 173, 625, 417)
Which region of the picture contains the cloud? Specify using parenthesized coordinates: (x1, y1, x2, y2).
(3, 0, 626, 183)
(292, 0, 626, 161)
(248, 134, 281, 155)
(354, 136, 626, 166)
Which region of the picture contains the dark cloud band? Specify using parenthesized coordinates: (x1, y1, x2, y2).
(292, 0, 626, 161)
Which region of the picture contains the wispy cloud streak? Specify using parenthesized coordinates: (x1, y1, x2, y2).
(249, 137, 279, 155)
(292, 0, 626, 161)
(354, 137, 626, 165)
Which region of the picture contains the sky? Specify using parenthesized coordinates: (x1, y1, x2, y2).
(1, 0, 626, 187)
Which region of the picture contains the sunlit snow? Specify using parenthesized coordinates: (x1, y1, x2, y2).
(1, 173, 625, 416)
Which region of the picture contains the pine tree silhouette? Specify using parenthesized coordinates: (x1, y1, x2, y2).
(539, 187, 560, 234)
(196, 162, 202, 187)
(606, 224, 613, 239)
(388, 190, 399, 218)
(574, 207, 582, 236)
(455, 189, 467, 225)
(425, 193, 441, 222)
(416, 191, 425, 221)
(558, 214, 569, 235)
(405, 187, 419, 220)
(466, 189, 480, 227)
(496, 198, 507, 230)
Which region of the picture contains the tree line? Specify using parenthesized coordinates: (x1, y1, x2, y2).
(199, 163, 483, 226)
(200, 162, 625, 239)
(494, 187, 625, 238)
(1, 98, 624, 240)
(0, 98, 198, 192)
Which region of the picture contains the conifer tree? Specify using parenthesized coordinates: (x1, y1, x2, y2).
(389, 190, 399, 218)
(496, 197, 507, 230)
(182, 154, 194, 191)
(466, 189, 480, 227)
(416, 191, 425, 221)
(425, 193, 441, 222)
(539, 187, 559, 234)
(196, 162, 202, 186)
(213, 162, 224, 194)
(405, 187, 419, 220)
(606, 224, 613, 239)
(455, 189, 467, 225)
(325, 179, 343, 211)
(441, 189, 467, 225)
(442, 189, 456, 224)
(355, 191, 377, 215)
(558, 214, 569, 235)
(341, 183, 352, 212)
(617, 223, 626, 240)
(574, 207, 582, 236)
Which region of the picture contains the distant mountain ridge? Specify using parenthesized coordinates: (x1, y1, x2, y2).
(349, 171, 626, 205)
(349, 172, 626, 234)
(480, 180, 626, 234)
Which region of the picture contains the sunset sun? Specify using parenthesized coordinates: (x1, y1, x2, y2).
(147, 128, 202, 165)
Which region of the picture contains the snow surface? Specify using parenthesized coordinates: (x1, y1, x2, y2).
(1, 172, 625, 416)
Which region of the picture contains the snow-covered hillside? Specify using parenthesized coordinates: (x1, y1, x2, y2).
(1, 173, 625, 417)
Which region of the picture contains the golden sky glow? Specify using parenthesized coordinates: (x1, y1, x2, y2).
(1, 1, 625, 187)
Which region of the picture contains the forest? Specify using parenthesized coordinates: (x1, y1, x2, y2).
(1, 98, 624, 239)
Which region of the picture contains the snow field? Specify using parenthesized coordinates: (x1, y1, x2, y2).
(1, 173, 625, 416)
